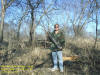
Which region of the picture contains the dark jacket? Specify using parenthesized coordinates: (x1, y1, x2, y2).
(47, 30, 65, 51)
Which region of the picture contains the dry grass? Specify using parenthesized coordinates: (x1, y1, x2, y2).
(66, 37, 95, 48)
(0, 37, 100, 75)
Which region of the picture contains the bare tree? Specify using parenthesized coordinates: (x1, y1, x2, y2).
(94, 0, 99, 48)
(27, 0, 43, 45)
(71, 0, 94, 37)
(0, 0, 15, 42)
(17, 7, 29, 40)
(59, 0, 94, 37)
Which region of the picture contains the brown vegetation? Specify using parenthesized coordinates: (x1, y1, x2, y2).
(0, 37, 100, 75)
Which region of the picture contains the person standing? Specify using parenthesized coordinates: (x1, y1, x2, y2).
(47, 24, 65, 72)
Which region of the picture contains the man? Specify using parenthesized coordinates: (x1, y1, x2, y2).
(47, 24, 65, 72)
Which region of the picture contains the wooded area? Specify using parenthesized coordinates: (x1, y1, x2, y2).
(0, 0, 100, 75)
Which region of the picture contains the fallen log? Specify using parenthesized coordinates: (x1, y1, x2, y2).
(63, 55, 79, 61)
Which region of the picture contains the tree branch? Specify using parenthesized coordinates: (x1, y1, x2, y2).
(6, 0, 15, 9)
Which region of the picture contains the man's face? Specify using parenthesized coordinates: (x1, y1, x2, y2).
(54, 24, 59, 31)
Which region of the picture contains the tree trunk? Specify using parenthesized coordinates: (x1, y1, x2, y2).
(29, 10, 34, 45)
(17, 10, 28, 40)
(0, 0, 5, 42)
(94, 1, 98, 48)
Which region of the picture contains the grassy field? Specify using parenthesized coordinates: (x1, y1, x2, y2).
(0, 37, 100, 75)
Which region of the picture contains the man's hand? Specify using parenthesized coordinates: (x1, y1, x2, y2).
(58, 46, 62, 50)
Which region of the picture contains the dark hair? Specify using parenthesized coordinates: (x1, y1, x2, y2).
(54, 24, 59, 27)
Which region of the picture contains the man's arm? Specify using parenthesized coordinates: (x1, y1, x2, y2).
(59, 31, 65, 48)
(47, 32, 62, 49)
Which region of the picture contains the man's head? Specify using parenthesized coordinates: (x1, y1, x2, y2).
(54, 24, 59, 31)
